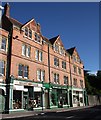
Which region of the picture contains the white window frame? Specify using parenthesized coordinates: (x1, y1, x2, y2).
(0, 60, 5, 76)
(34, 32, 41, 43)
(26, 46, 30, 57)
(0, 37, 7, 51)
(25, 27, 28, 36)
(18, 64, 29, 79)
(64, 76, 68, 85)
(62, 61, 66, 69)
(80, 80, 83, 88)
(54, 44, 59, 52)
(54, 73, 59, 84)
(35, 49, 43, 62)
(73, 78, 77, 87)
(37, 69, 45, 81)
(54, 57, 59, 67)
(22, 44, 31, 58)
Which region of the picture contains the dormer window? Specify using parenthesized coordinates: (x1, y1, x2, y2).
(77, 57, 81, 63)
(24, 27, 32, 39)
(35, 32, 41, 43)
(60, 47, 64, 55)
(25, 27, 28, 36)
(29, 29, 32, 38)
(54, 44, 59, 52)
(73, 55, 77, 62)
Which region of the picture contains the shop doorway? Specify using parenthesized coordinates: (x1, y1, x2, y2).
(0, 89, 5, 113)
(69, 90, 72, 107)
(45, 92, 48, 108)
(23, 92, 28, 110)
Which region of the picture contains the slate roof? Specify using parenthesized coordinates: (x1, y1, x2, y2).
(8, 17, 22, 27)
(49, 35, 59, 45)
(66, 47, 76, 55)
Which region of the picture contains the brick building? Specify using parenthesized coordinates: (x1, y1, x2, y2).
(0, 3, 87, 113)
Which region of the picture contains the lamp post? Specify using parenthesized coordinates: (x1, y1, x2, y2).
(41, 80, 44, 111)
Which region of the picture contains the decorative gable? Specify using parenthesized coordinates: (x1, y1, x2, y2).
(54, 36, 64, 47)
(21, 19, 38, 32)
(72, 48, 81, 63)
(49, 35, 65, 56)
(21, 19, 42, 44)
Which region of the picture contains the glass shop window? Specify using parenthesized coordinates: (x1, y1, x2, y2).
(13, 90, 22, 109)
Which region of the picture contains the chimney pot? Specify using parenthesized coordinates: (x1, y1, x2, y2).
(4, 3, 10, 17)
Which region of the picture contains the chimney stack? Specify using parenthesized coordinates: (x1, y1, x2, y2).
(4, 3, 10, 17)
(37, 23, 41, 33)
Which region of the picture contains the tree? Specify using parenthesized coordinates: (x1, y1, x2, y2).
(84, 70, 101, 95)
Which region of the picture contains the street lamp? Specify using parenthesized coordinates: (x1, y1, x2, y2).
(41, 80, 44, 111)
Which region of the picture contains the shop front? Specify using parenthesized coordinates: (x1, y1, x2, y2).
(46, 83, 69, 109)
(0, 84, 6, 113)
(72, 88, 84, 107)
(9, 79, 44, 112)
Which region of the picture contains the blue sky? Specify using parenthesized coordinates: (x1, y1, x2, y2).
(2, 2, 99, 72)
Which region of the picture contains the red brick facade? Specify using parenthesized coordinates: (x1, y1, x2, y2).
(0, 3, 87, 113)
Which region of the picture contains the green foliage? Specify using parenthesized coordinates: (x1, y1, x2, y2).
(84, 70, 101, 95)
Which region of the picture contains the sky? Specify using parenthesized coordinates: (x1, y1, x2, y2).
(2, 2, 99, 73)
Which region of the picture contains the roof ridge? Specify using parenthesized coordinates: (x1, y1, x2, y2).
(9, 17, 22, 25)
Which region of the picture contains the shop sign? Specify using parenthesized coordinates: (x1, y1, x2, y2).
(34, 87, 41, 92)
(14, 80, 42, 87)
(13, 85, 24, 91)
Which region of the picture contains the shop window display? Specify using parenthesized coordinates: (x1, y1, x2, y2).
(13, 90, 22, 109)
(34, 92, 42, 108)
(51, 93, 57, 106)
(62, 93, 68, 105)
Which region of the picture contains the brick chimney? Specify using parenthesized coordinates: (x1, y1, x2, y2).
(37, 23, 41, 33)
(4, 3, 10, 17)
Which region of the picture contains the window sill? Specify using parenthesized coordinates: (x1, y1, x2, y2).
(18, 76, 28, 79)
(33, 39, 42, 45)
(21, 55, 31, 59)
(0, 49, 7, 53)
(23, 35, 32, 40)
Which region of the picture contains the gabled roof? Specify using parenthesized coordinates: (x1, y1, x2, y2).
(8, 17, 22, 27)
(49, 35, 59, 45)
(21, 18, 36, 28)
(66, 47, 76, 56)
(42, 36, 51, 44)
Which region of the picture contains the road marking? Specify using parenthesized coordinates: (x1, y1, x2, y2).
(41, 113, 45, 115)
(56, 111, 63, 113)
(66, 116, 74, 119)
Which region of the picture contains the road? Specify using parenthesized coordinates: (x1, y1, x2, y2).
(2, 106, 101, 120)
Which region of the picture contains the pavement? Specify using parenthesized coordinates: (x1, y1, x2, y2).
(0, 106, 95, 120)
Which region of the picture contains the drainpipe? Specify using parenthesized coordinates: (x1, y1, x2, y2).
(48, 44, 51, 109)
(69, 55, 73, 107)
(5, 27, 13, 114)
(41, 80, 44, 111)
